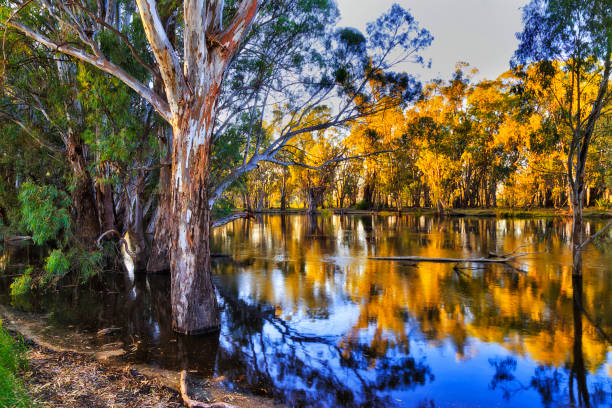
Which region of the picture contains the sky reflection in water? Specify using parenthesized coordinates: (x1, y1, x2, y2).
(210, 215, 612, 407)
(1, 214, 611, 407)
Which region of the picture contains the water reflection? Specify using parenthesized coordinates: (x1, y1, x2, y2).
(211, 215, 612, 407)
(1, 215, 611, 407)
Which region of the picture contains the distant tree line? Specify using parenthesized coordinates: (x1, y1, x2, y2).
(234, 63, 611, 213)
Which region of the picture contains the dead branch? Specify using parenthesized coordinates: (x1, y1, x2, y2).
(211, 211, 253, 228)
(580, 219, 612, 249)
(3, 235, 32, 242)
(96, 229, 137, 258)
(180, 371, 237, 408)
(96, 229, 122, 246)
(369, 253, 532, 264)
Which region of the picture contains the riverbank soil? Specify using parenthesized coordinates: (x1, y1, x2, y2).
(0, 305, 283, 408)
(22, 341, 182, 407)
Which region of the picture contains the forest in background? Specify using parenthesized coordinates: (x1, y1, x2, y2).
(237, 63, 612, 213)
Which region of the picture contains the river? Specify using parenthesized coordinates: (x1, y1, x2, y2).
(1, 214, 611, 407)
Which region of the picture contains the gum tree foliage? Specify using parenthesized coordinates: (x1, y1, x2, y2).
(1, 0, 432, 333)
(18, 182, 71, 245)
(512, 0, 612, 251)
(1, 6, 160, 288)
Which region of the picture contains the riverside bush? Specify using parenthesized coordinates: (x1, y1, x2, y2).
(0, 320, 30, 408)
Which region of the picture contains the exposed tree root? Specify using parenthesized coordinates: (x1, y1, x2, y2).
(180, 371, 238, 408)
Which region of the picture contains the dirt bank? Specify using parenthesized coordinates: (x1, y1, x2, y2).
(22, 342, 182, 407)
(1, 306, 282, 408)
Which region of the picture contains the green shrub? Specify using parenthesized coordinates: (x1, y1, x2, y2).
(18, 182, 70, 245)
(595, 198, 612, 209)
(211, 196, 235, 219)
(42, 249, 71, 286)
(9, 268, 32, 297)
(10, 247, 104, 294)
(12, 182, 104, 293)
(0, 320, 30, 408)
(74, 249, 104, 283)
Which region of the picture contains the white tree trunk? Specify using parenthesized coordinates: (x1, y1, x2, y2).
(169, 114, 219, 334)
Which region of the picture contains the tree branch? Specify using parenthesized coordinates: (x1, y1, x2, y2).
(580, 219, 612, 249)
(265, 150, 395, 170)
(66, 1, 162, 83)
(217, 0, 258, 53)
(0, 110, 64, 154)
(135, 0, 186, 118)
(7, 20, 172, 122)
(211, 211, 253, 228)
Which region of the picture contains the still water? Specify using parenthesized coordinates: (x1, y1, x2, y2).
(1, 215, 612, 407)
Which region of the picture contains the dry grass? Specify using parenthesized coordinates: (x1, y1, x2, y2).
(23, 344, 182, 408)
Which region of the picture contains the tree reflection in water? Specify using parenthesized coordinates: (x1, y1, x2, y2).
(1, 215, 611, 407)
(210, 215, 612, 407)
(487, 270, 610, 408)
(216, 283, 433, 407)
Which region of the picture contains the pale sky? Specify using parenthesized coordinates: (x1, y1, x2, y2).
(337, 0, 529, 83)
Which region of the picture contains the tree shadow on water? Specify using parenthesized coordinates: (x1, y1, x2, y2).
(487, 267, 610, 408)
(215, 284, 433, 408)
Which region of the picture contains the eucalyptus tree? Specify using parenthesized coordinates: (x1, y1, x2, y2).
(1, 6, 163, 276)
(333, 160, 360, 209)
(3, 0, 431, 333)
(0, 26, 101, 241)
(513, 0, 612, 255)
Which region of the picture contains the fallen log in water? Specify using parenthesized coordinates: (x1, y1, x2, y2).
(369, 253, 529, 264)
(370, 244, 536, 264)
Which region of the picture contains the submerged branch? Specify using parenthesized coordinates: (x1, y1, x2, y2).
(369, 253, 533, 264)
(580, 219, 612, 249)
(580, 307, 612, 346)
(488, 244, 532, 258)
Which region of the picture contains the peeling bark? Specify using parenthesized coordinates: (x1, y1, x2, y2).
(169, 117, 219, 334)
(146, 0, 257, 333)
